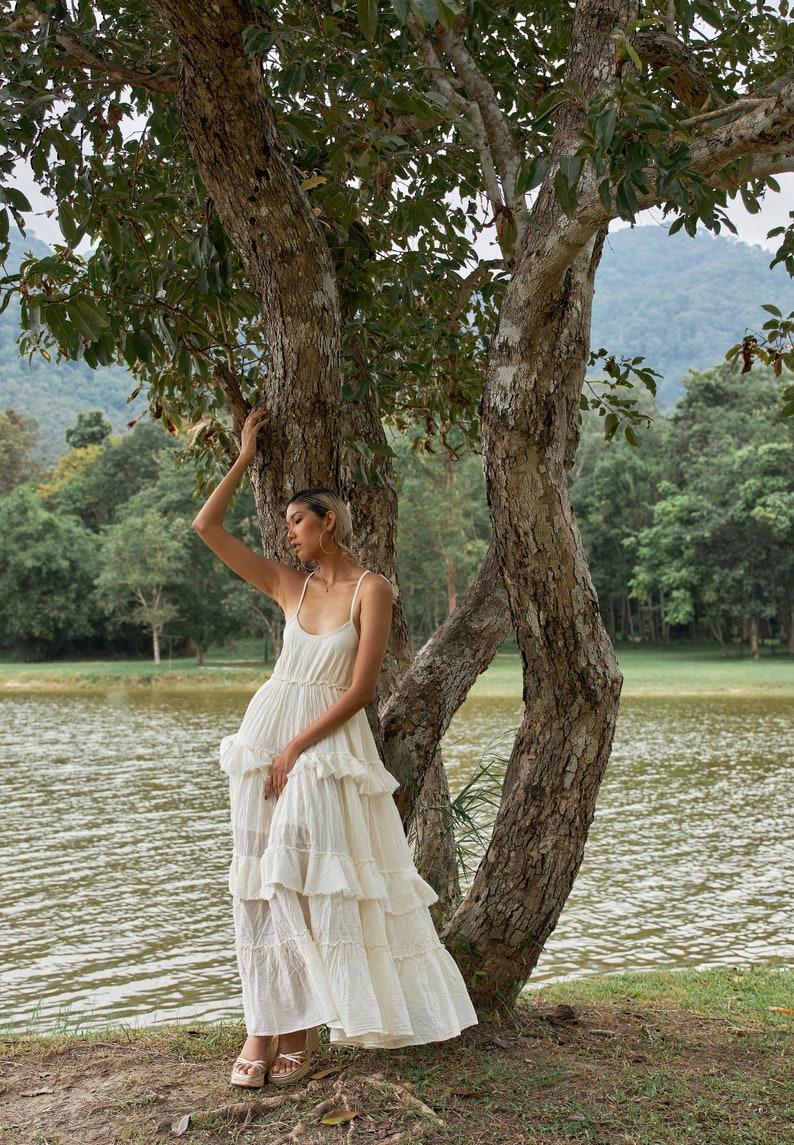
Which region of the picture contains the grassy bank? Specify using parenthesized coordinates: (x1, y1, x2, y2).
(2, 641, 793, 695)
(1, 967, 790, 1144)
(471, 643, 794, 698)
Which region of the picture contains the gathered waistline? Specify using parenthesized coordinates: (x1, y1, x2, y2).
(269, 675, 346, 689)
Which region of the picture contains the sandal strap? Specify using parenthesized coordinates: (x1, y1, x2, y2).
(233, 1057, 267, 1069)
(274, 1050, 308, 1066)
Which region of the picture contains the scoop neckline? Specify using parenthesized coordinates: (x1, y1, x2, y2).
(291, 615, 354, 639)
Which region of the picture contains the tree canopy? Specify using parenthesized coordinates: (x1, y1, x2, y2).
(2, 0, 793, 1007)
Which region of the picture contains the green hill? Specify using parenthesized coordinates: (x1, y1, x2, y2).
(2, 223, 793, 460)
(590, 225, 794, 405)
(0, 230, 145, 463)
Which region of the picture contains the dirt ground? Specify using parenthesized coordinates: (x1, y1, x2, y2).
(1, 998, 791, 1145)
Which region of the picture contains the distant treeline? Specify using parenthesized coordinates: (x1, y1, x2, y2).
(570, 363, 794, 655)
(1, 360, 792, 661)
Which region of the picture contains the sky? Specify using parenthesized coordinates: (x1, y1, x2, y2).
(12, 161, 794, 256)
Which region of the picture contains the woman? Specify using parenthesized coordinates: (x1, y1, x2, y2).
(193, 407, 477, 1088)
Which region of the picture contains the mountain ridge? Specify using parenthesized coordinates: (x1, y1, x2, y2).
(2, 224, 793, 460)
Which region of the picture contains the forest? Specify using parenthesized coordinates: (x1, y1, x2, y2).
(2, 357, 791, 661)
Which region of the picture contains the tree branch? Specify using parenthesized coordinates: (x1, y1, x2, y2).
(633, 29, 724, 110)
(435, 25, 522, 207)
(381, 542, 510, 817)
(3, 4, 178, 93)
(407, 15, 505, 222)
(526, 77, 794, 299)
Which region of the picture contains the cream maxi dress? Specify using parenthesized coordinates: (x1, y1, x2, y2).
(220, 570, 477, 1047)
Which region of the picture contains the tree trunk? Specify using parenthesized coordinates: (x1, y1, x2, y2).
(709, 616, 727, 657)
(195, 640, 203, 667)
(152, 624, 161, 666)
(443, 0, 631, 1007)
(749, 616, 760, 660)
(150, 0, 343, 559)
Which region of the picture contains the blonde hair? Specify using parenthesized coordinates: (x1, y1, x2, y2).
(286, 488, 354, 556)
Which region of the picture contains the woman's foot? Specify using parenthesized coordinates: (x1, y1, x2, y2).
(268, 1028, 319, 1085)
(230, 1034, 278, 1087)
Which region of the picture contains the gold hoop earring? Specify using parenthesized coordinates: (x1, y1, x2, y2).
(319, 532, 339, 555)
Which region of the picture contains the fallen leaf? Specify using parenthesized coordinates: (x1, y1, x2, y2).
(769, 1007, 794, 1014)
(320, 1108, 359, 1126)
(489, 1034, 513, 1049)
(171, 1113, 191, 1136)
(20, 1089, 54, 1097)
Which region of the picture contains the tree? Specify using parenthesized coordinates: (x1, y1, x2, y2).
(0, 484, 99, 655)
(2, 0, 793, 1007)
(570, 410, 664, 641)
(127, 456, 271, 663)
(95, 508, 188, 663)
(0, 408, 39, 497)
(393, 437, 491, 643)
(64, 408, 113, 449)
(631, 365, 794, 653)
(38, 419, 179, 530)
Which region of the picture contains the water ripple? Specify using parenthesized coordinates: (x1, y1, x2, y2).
(1, 689, 792, 1030)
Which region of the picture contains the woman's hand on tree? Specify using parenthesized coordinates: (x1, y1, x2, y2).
(239, 406, 269, 463)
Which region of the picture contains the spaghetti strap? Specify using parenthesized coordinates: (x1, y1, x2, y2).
(349, 570, 370, 621)
(293, 572, 315, 621)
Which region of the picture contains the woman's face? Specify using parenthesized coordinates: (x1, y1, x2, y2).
(286, 502, 332, 561)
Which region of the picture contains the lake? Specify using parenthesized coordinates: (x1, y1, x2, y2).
(1, 685, 791, 1032)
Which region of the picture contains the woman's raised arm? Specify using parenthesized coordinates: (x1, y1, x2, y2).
(192, 408, 293, 606)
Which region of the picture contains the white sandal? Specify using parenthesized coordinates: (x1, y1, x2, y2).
(230, 1036, 279, 1087)
(268, 1028, 320, 1087)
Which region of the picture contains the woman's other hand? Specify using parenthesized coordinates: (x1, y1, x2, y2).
(265, 745, 300, 799)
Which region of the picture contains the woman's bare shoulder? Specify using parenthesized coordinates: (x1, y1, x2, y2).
(360, 571, 395, 603)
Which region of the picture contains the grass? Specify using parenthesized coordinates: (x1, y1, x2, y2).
(0, 639, 272, 691)
(1, 968, 791, 1145)
(2, 641, 793, 695)
(470, 642, 794, 698)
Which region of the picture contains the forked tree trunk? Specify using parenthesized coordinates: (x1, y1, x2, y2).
(152, 0, 624, 1007)
(442, 0, 632, 1007)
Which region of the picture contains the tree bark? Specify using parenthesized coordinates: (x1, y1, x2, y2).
(442, 0, 630, 1008)
(149, 0, 343, 559)
(152, 624, 161, 666)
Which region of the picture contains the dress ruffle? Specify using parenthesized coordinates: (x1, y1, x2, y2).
(220, 733, 399, 797)
(222, 602, 477, 1048)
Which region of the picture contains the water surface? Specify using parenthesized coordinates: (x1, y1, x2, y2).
(1, 687, 791, 1031)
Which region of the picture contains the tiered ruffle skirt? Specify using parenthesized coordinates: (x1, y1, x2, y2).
(220, 682, 477, 1047)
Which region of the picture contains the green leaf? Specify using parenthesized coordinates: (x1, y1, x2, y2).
(437, 0, 462, 28)
(598, 179, 612, 213)
(411, 0, 439, 25)
(68, 296, 110, 341)
(761, 303, 783, 317)
(127, 328, 154, 364)
(624, 424, 639, 446)
(515, 155, 550, 196)
(615, 179, 638, 221)
(42, 304, 76, 350)
(0, 186, 32, 212)
(554, 169, 577, 218)
(595, 107, 617, 149)
(558, 155, 582, 188)
(391, 0, 410, 24)
(357, 0, 378, 41)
